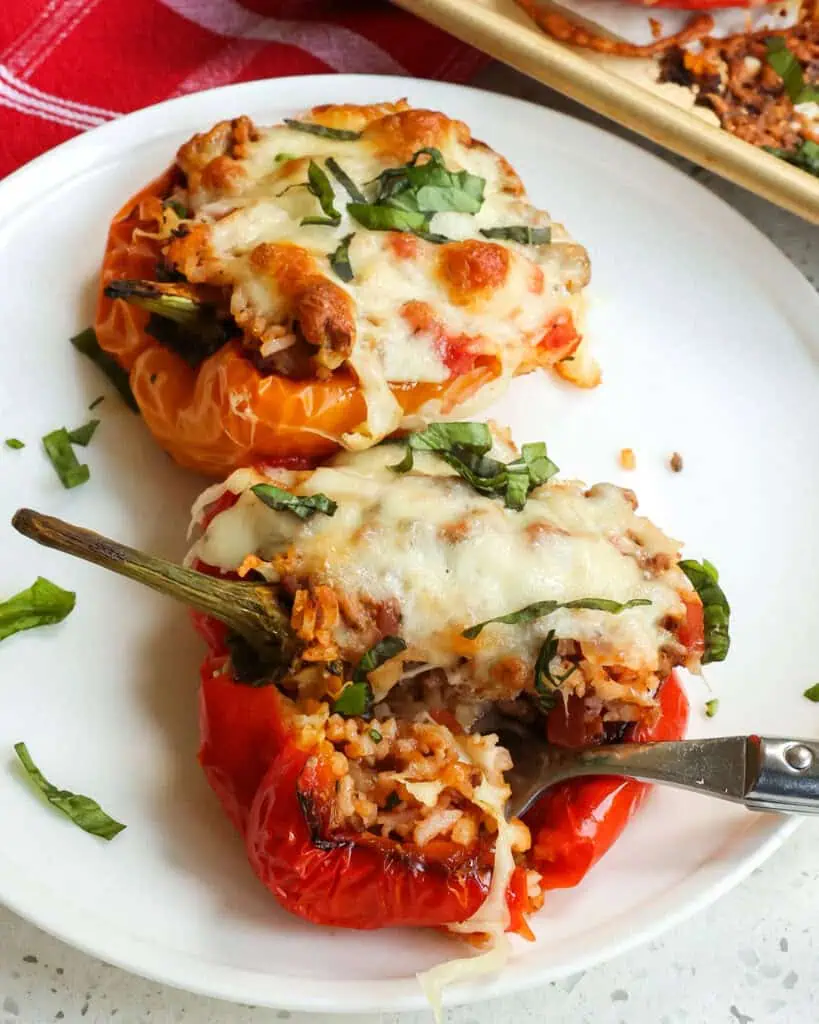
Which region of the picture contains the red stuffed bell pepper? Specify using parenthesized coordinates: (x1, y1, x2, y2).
(185, 423, 725, 938)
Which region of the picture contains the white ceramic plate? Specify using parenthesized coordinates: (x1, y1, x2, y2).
(0, 75, 816, 1015)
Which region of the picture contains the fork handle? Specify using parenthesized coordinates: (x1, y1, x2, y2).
(546, 736, 819, 815)
(746, 737, 819, 813)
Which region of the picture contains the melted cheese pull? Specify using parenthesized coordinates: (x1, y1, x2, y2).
(190, 434, 696, 707)
(166, 102, 593, 445)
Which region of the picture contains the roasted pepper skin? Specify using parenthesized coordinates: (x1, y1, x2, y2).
(198, 652, 501, 930)
(526, 672, 690, 890)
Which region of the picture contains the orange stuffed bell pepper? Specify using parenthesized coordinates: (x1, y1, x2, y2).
(95, 101, 594, 476)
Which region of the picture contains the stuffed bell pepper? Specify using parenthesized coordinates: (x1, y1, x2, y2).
(95, 101, 593, 476)
(12, 422, 729, 992)
(183, 422, 727, 942)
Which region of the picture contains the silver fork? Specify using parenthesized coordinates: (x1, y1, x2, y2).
(491, 722, 819, 819)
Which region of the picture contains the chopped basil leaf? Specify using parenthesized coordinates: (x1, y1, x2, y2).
(504, 467, 530, 512)
(70, 327, 138, 412)
(0, 576, 75, 643)
(766, 140, 819, 178)
(354, 636, 408, 681)
(397, 422, 493, 459)
(67, 419, 100, 447)
(5, 438, 24, 449)
(326, 157, 366, 203)
(373, 148, 485, 215)
(302, 160, 341, 227)
(480, 225, 552, 245)
(390, 447, 414, 474)
(390, 423, 557, 510)
(349, 148, 482, 239)
(13, 742, 125, 840)
(332, 681, 372, 718)
(679, 559, 730, 664)
(284, 119, 361, 141)
(333, 637, 407, 718)
(329, 233, 355, 283)
(251, 483, 337, 520)
(347, 203, 428, 233)
(275, 151, 298, 163)
(369, 727, 383, 743)
(505, 442, 558, 509)
(463, 597, 651, 639)
(803, 683, 819, 702)
(414, 230, 451, 244)
(42, 428, 90, 489)
(705, 698, 719, 717)
(533, 631, 560, 712)
(88, 395, 105, 410)
(439, 447, 508, 496)
(164, 198, 189, 219)
(765, 37, 819, 104)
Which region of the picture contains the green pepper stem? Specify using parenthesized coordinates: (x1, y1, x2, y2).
(103, 280, 203, 327)
(11, 508, 297, 662)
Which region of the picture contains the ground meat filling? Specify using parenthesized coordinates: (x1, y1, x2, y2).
(660, 18, 819, 157)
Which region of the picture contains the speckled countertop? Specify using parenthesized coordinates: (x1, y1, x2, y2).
(2, 62, 818, 1024)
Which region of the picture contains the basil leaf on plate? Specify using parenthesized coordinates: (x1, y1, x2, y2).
(803, 684, 819, 703)
(679, 559, 730, 664)
(283, 119, 362, 141)
(463, 597, 651, 639)
(42, 428, 89, 489)
(5, 438, 24, 450)
(0, 576, 75, 643)
(70, 327, 138, 412)
(705, 698, 720, 717)
(251, 483, 337, 520)
(480, 226, 552, 245)
(14, 742, 125, 840)
(67, 419, 100, 447)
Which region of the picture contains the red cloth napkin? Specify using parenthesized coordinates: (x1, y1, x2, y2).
(0, 0, 487, 178)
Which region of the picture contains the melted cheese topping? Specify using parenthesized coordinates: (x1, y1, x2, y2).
(190, 442, 689, 691)
(167, 104, 592, 445)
